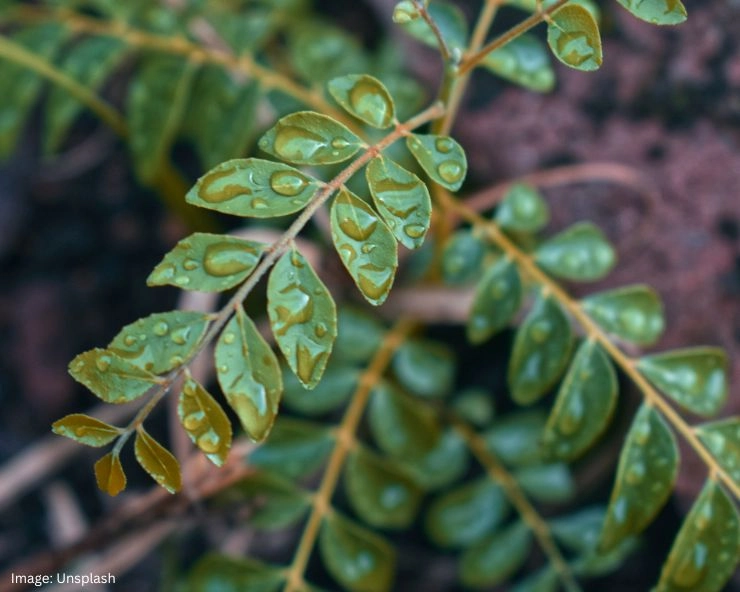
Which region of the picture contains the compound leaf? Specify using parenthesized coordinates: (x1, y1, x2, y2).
(392, 339, 455, 399)
(547, 4, 603, 72)
(328, 74, 396, 129)
(178, 377, 232, 467)
(696, 417, 740, 488)
(134, 428, 181, 493)
(617, 0, 687, 26)
(482, 34, 555, 93)
(406, 134, 467, 191)
(467, 258, 523, 344)
(460, 522, 532, 588)
(53, 413, 121, 447)
(495, 183, 550, 232)
(94, 452, 126, 496)
(535, 222, 616, 282)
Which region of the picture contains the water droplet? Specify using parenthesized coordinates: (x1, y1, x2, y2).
(96, 355, 112, 372)
(153, 322, 169, 336)
(197, 430, 221, 454)
(175, 276, 191, 286)
(357, 263, 394, 302)
(626, 461, 646, 485)
(339, 244, 357, 264)
(269, 169, 309, 197)
(296, 341, 325, 385)
(437, 160, 463, 185)
(273, 125, 329, 162)
(74, 426, 88, 437)
(695, 501, 713, 531)
(404, 224, 426, 239)
(222, 332, 236, 345)
(171, 327, 190, 345)
(435, 137, 454, 153)
(314, 323, 328, 338)
(338, 207, 378, 241)
(219, 365, 229, 373)
(670, 543, 708, 588)
(183, 411, 205, 431)
(183, 258, 199, 271)
(380, 484, 407, 509)
(556, 32, 596, 68)
(558, 395, 584, 435)
(361, 243, 376, 254)
(170, 355, 183, 366)
(198, 165, 252, 203)
(151, 263, 175, 282)
(204, 242, 257, 277)
(633, 418, 652, 446)
(530, 320, 552, 343)
(348, 79, 393, 127)
(250, 198, 269, 210)
(331, 137, 350, 149)
(123, 335, 137, 347)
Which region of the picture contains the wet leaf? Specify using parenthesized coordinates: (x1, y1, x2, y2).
(401, 429, 470, 491)
(514, 463, 575, 503)
(215, 305, 282, 442)
(467, 258, 523, 344)
(655, 480, 740, 592)
(582, 285, 665, 346)
(696, 417, 740, 489)
(147, 233, 265, 292)
(542, 340, 618, 461)
(328, 74, 396, 128)
(482, 35, 555, 93)
(547, 4, 603, 72)
(426, 478, 509, 548)
(345, 446, 422, 529)
(319, 512, 395, 592)
(441, 230, 486, 285)
(330, 188, 398, 306)
(392, 339, 455, 398)
(189, 554, 284, 592)
(282, 364, 358, 416)
(460, 522, 532, 588)
(495, 183, 550, 232)
(394, 0, 469, 52)
(366, 157, 431, 249)
(94, 452, 126, 496)
(406, 134, 467, 191)
(268, 249, 337, 388)
(185, 158, 321, 217)
(178, 377, 232, 467)
(334, 308, 385, 364)
(108, 311, 210, 374)
(508, 296, 573, 405)
(599, 404, 678, 552)
(134, 428, 181, 493)
(638, 348, 728, 417)
(69, 348, 160, 404)
(258, 111, 362, 165)
(484, 410, 547, 467)
(617, 0, 687, 26)
(535, 222, 616, 281)
(53, 413, 121, 447)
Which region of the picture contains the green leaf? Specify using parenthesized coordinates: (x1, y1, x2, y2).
(550, 506, 607, 554)
(134, 428, 182, 493)
(617, 0, 687, 25)
(505, 0, 600, 21)
(189, 554, 284, 592)
(108, 311, 210, 374)
(366, 157, 432, 249)
(441, 230, 486, 285)
(484, 410, 547, 467)
(127, 55, 196, 183)
(406, 134, 467, 191)
(547, 4, 603, 72)
(319, 512, 396, 592)
(345, 446, 422, 529)
(511, 567, 558, 592)
(508, 296, 573, 405)
(452, 388, 496, 428)
(392, 339, 455, 398)
(282, 364, 358, 416)
(460, 522, 532, 588)
(401, 429, 470, 491)
(535, 222, 616, 281)
(289, 23, 369, 84)
(94, 452, 126, 496)
(696, 417, 740, 489)
(599, 404, 678, 552)
(369, 383, 441, 460)
(482, 35, 555, 93)
(69, 348, 160, 404)
(178, 377, 232, 467)
(44, 36, 127, 155)
(249, 417, 334, 480)
(334, 308, 385, 364)
(581, 285, 665, 346)
(495, 183, 550, 232)
(467, 258, 523, 344)
(267, 249, 337, 388)
(258, 111, 362, 165)
(637, 348, 728, 417)
(53, 413, 121, 447)
(147, 233, 265, 292)
(330, 188, 398, 306)
(573, 536, 640, 578)
(542, 340, 618, 461)
(426, 478, 509, 548)
(215, 306, 282, 442)
(328, 74, 396, 129)
(514, 463, 575, 503)
(185, 158, 321, 217)
(655, 480, 740, 592)
(394, 0, 469, 52)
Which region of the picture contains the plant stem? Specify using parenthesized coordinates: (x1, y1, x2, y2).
(411, 0, 451, 61)
(283, 319, 416, 592)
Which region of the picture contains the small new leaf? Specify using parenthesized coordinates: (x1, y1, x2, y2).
(696, 417, 740, 488)
(328, 74, 396, 128)
(406, 134, 467, 191)
(53, 413, 121, 447)
(460, 522, 532, 588)
(617, 0, 687, 26)
(94, 452, 126, 496)
(535, 222, 616, 281)
(134, 428, 182, 493)
(467, 258, 523, 344)
(179, 377, 232, 467)
(547, 4, 603, 72)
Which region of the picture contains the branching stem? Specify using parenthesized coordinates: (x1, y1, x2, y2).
(411, 0, 452, 61)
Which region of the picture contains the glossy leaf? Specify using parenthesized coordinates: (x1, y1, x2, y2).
(441, 230, 486, 285)
(617, 0, 687, 25)
(258, 111, 362, 165)
(696, 417, 740, 488)
(345, 446, 422, 529)
(406, 134, 467, 191)
(328, 74, 396, 128)
(189, 554, 284, 592)
(547, 4, 603, 72)
(215, 306, 282, 442)
(599, 404, 678, 552)
(147, 233, 265, 292)
(178, 377, 232, 467)
(69, 348, 159, 404)
(282, 364, 358, 416)
(392, 339, 455, 398)
(514, 463, 575, 503)
(334, 308, 385, 364)
(495, 183, 550, 232)
(268, 249, 337, 388)
(185, 158, 321, 217)
(460, 522, 532, 588)
(582, 285, 665, 346)
(638, 348, 728, 417)
(330, 188, 398, 305)
(402, 429, 470, 491)
(542, 340, 618, 461)
(535, 222, 616, 281)
(108, 311, 210, 374)
(508, 296, 573, 405)
(655, 480, 740, 592)
(53, 413, 120, 447)
(426, 478, 508, 548)
(368, 383, 441, 460)
(483, 34, 555, 93)
(134, 428, 181, 493)
(394, 0, 469, 52)
(319, 512, 395, 592)
(467, 258, 523, 344)
(484, 410, 546, 466)
(94, 452, 126, 496)
(366, 157, 432, 249)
